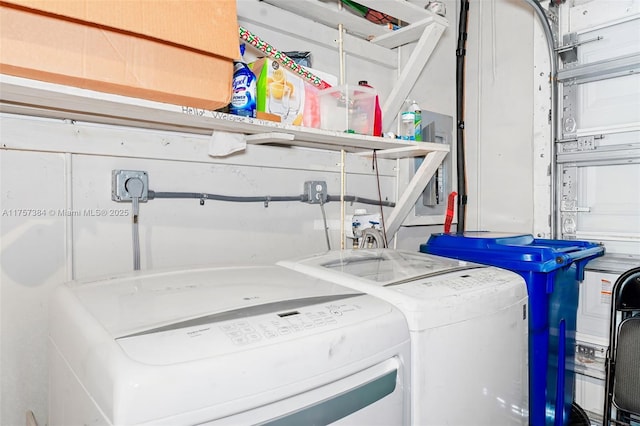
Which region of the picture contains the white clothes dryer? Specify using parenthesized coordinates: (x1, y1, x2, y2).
(48, 265, 411, 425)
(278, 249, 529, 425)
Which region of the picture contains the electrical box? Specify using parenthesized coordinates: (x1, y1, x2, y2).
(414, 111, 454, 217)
(303, 180, 327, 204)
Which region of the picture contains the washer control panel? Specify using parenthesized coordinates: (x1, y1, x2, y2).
(221, 303, 352, 346)
(116, 297, 379, 365)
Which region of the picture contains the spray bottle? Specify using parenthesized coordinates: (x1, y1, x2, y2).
(229, 43, 257, 118)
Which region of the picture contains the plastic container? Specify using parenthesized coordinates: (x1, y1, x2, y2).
(351, 208, 368, 248)
(318, 84, 376, 135)
(420, 232, 605, 426)
(358, 80, 382, 136)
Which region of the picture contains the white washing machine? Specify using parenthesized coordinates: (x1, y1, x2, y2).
(278, 249, 529, 425)
(48, 265, 411, 425)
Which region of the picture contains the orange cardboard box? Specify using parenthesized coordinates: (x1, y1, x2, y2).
(1, 0, 238, 59)
(0, 2, 237, 109)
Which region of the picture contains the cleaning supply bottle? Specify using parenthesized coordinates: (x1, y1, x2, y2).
(400, 99, 422, 140)
(400, 100, 415, 140)
(412, 100, 422, 141)
(358, 80, 382, 137)
(229, 43, 257, 118)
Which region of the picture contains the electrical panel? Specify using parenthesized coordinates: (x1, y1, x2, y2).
(414, 111, 453, 217)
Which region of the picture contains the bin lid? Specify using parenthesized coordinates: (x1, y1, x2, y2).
(421, 232, 605, 274)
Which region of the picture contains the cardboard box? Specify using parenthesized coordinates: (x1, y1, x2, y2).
(250, 58, 305, 126)
(249, 58, 337, 127)
(1, 0, 238, 59)
(0, 2, 237, 109)
(257, 111, 282, 123)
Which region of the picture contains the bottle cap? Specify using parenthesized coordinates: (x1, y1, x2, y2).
(358, 80, 369, 86)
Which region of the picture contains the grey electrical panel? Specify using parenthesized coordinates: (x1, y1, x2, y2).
(414, 111, 454, 217)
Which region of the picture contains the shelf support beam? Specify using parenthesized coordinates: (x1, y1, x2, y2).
(381, 22, 446, 131)
(384, 150, 448, 240)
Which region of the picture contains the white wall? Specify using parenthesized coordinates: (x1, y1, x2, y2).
(400, 0, 542, 246)
(0, 113, 399, 425)
(0, 1, 543, 424)
(464, 0, 537, 233)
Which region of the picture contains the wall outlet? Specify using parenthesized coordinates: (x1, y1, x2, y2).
(112, 170, 149, 202)
(304, 181, 327, 204)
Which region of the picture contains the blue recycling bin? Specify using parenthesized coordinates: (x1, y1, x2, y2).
(420, 232, 604, 426)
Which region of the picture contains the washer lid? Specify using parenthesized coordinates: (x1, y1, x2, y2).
(51, 265, 409, 425)
(68, 265, 362, 339)
(281, 249, 476, 286)
(278, 249, 528, 329)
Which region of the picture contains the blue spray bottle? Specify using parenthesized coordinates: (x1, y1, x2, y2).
(229, 43, 257, 118)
